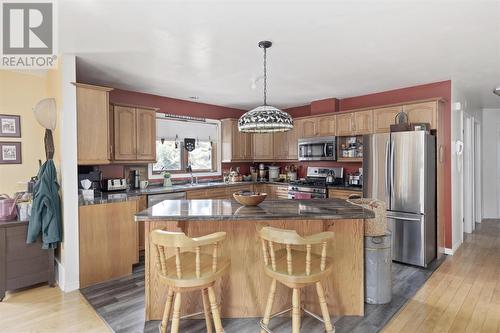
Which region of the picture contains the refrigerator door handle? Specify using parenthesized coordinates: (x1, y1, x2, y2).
(389, 140, 395, 204)
(389, 216, 422, 222)
(385, 140, 390, 202)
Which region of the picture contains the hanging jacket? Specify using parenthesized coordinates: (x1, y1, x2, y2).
(27, 159, 61, 249)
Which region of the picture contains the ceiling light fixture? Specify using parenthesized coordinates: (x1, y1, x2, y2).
(238, 41, 293, 133)
(494, 87, 500, 96)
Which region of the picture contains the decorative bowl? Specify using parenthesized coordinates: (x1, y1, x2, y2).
(233, 191, 267, 206)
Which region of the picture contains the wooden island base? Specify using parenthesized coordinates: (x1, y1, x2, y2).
(144, 218, 364, 320)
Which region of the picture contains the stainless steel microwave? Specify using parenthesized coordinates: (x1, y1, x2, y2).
(298, 136, 337, 161)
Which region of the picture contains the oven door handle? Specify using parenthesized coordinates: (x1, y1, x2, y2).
(324, 144, 328, 157)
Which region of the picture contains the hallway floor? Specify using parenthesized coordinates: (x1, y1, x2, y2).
(383, 219, 500, 333)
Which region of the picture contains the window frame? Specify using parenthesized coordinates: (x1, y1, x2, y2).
(148, 118, 222, 180)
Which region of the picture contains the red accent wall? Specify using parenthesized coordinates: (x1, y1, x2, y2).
(109, 89, 245, 119)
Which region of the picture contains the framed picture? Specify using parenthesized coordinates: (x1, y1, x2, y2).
(0, 114, 21, 137)
(0, 142, 22, 164)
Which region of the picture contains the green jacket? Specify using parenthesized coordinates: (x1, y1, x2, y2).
(27, 159, 61, 249)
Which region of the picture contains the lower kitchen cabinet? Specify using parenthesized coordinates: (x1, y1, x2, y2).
(328, 189, 362, 199)
(79, 200, 139, 288)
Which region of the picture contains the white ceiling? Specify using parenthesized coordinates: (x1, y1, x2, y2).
(60, 0, 500, 110)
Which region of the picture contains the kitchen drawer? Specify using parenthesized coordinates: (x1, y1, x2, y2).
(328, 189, 362, 199)
(206, 188, 229, 199)
(186, 189, 208, 199)
(273, 185, 289, 199)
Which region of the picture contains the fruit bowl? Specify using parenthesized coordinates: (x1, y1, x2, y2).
(232, 191, 267, 206)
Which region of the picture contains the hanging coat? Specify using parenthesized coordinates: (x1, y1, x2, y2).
(27, 159, 62, 249)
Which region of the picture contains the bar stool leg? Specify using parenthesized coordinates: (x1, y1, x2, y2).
(315, 282, 334, 332)
(161, 288, 174, 333)
(202, 288, 213, 333)
(170, 292, 182, 333)
(260, 279, 277, 333)
(292, 288, 301, 333)
(207, 286, 224, 333)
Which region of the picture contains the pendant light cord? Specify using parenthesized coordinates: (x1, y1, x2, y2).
(263, 47, 267, 106)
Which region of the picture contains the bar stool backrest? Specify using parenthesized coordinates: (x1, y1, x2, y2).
(258, 227, 334, 276)
(150, 230, 226, 279)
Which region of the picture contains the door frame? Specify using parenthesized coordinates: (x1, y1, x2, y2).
(463, 115, 473, 234)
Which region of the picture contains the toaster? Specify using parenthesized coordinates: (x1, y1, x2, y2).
(101, 178, 127, 191)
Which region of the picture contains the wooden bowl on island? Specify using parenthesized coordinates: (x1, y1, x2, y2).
(233, 191, 267, 206)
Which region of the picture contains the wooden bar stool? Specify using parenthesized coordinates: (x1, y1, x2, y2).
(258, 226, 335, 333)
(150, 230, 230, 333)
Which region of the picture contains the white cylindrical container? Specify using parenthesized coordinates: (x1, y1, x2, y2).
(268, 166, 280, 181)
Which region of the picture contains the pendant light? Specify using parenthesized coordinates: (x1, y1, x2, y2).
(238, 41, 293, 133)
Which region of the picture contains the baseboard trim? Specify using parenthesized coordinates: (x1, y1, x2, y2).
(56, 260, 80, 292)
(444, 241, 462, 255)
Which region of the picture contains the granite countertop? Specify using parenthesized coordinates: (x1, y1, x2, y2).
(79, 181, 363, 206)
(78, 181, 287, 206)
(135, 198, 374, 221)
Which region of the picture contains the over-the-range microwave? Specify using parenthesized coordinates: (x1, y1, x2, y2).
(298, 136, 337, 161)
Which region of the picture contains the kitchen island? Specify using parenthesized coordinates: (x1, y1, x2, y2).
(135, 198, 374, 320)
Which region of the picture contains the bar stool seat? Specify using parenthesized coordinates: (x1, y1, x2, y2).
(160, 252, 230, 289)
(151, 230, 229, 333)
(263, 249, 333, 286)
(258, 226, 336, 333)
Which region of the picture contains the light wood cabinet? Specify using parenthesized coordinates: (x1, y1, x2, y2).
(373, 106, 403, 133)
(75, 83, 114, 165)
(317, 115, 336, 136)
(300, 118, 318, 138)
(79, 200, 138, 288)
(403, 101, 437, 129)
(295, 115, 336, 139)
(336, 110, 373, 136)
(113, 105, 137, 160)
(253, 133, 274, 160)
(112, 103, 158, 162)
(328, 189, 362, 199)
(273, 126, 298, 160)
(136, 108, 157, 160)
(221, 119, 253, 162)
(336, 113, 354, 136)
(353, 110, 373, 135)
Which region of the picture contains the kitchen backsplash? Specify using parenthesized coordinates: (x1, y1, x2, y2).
(81, 160, 361, 184)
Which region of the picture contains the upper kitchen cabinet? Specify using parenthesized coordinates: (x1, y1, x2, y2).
(353, 110, 373, 135)
(298, 118, 318, 138)
(75, 83, 114, 165)
(335, 113, 354, 136)
(403, 101, 438, 129)
(273, 125, 298, 160)
(136, 108, 157, 160)
(317, 115, 337, 136)
(253, 133, 274, 160)
(373, 106, 403, 133)
(295, 115, 336, 139)
(112, 103, 158, 162)
(221, 119, 253, 162)
(336, 110, 373, 136)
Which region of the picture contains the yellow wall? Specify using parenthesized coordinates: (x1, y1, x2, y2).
(0, 70, 60, 196)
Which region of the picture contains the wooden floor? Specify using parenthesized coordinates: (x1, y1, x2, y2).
(383, 219, 500, 333)
(0, 284, 110, 332)
(3, 220, 499, 333)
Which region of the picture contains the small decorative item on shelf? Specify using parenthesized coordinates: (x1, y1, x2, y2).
(162, 172, 172, 187)
(339, 136, 363, 159)
(390, 111, 412, 132)
(233, 190, 267, 206)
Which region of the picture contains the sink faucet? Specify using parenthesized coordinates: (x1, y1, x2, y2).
(186, 164, 194, 185)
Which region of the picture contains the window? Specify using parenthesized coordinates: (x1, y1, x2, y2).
(149, 117, 221, 178)
(152, 140, 214, 173)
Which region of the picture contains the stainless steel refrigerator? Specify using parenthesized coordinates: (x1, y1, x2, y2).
(363, 131, 436, 267)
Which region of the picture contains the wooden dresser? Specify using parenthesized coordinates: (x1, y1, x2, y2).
(0, 220, 55, 301)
